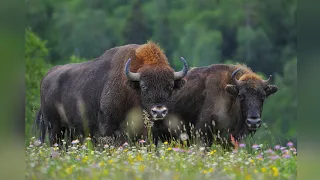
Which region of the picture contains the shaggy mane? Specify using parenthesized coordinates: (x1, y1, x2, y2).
(135, 41, 169, 65)
(233, 63, 263, 81)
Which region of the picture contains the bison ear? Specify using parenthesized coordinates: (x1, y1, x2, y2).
(174, 79, 186, 89)
(225, 85, 238, 95)
(126, 80, 140, 90)
(265, 85, 278, 96)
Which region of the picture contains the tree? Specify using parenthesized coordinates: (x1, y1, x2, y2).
(25, 28, 49, 139)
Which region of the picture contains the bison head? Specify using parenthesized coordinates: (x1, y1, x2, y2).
(225, 68, 278, 130)
(125, 57, 189, 121)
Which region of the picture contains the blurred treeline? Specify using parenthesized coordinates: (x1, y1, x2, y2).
(25, 0, 297, 144)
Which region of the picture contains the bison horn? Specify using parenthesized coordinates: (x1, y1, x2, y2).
(125, 58, 141, 81)
(174, 57, 189, 80)
(263, 75, 272, 84)
(231, 68, 242, 85)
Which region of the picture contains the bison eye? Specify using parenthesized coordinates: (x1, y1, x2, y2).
(141, 85, 147, 91)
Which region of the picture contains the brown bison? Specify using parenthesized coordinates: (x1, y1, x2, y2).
(35, 42, 188, 146)
(164, 64, 278, 147)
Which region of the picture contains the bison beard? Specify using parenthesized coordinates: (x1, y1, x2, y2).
(163, 64, 278, 149)
(35, 42, 188, 148)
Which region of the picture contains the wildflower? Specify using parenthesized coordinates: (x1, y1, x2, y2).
(203, 170, 208, 174)
(274, 145, 281, 150)
(282, 154, 291, 158)
(179, 149, 186, 153)
(82, 156, 89, 163)
(245, 174, 251, 180)
(256, 155, 263, 160)
(173, 148, 180, 152)
(252, 144, 260, 150)
(136, 155, 143, 161)
(34, 140, 42, 146)
(139, 165, 146, 172)
(250, 159, 254, 164)
(180, 133, 189, 141)
(164, 141, 168, 145)
(123, 142, 129, 146)
(287, 141, 294, 147)
(65, 166, 73, 174)
(99, 161, 105, 167)
(261, 167, 267, 173)
(280, 147, 286, 150)
(104, 144, 109, 148)
(76, 156, 80, 161)
(54, 143, 59, 147)
(108, 159, 113, 164)
(239, 143, 246, 148)
(265, 149, 274, 154)
(199, 147, 205, 151)
(71, 140, 79, 145)
(167, 147, 173, 151)
(210, 150, 217, 155)
(272, 167, 279, 177)
(86, 137, 91, 141)
(139, 139, 146, 144)
(269, 155, 279, 160)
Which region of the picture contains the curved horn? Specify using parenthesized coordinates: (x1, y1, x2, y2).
(174, 57, 189, 80)
(231, 68, 242, 85)
(124, 58, 140, 81)
(263, 75, 272, 84)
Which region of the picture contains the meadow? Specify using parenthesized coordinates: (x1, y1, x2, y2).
(26, 136, 297, 180)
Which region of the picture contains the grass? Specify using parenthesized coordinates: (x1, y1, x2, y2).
(26, 137, 297, 180)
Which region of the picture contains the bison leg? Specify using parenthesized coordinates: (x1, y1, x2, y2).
(48, 123, 63, 147)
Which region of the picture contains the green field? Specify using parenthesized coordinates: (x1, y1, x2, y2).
(26, 137, 297, 180)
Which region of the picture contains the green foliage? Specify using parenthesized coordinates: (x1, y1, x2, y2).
(25, 28, 49, 140)
(262, 58, 297, 143)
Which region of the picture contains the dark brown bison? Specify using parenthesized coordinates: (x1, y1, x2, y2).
(163, 64, 278, 148)
(35, 42, 188, 146)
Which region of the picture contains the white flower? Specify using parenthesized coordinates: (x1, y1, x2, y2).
(180, 133, 189, 141)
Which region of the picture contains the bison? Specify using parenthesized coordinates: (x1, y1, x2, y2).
(162, 64, 278, 148)
(35, 42, 189, 147)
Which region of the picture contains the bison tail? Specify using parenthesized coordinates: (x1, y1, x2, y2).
(32, 109, 46, 144)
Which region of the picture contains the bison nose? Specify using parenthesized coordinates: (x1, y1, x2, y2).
(150, 105, 168, 120)
(246, 116, 261, 129)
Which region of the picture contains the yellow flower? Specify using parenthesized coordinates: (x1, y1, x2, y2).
(82, 156, 88, 163)
(65, 166, 73, 175)
(209, 168, 214, 173)
(136, 155, 143, 161)
(261, 167, 267, 173)
(139, 164, 145, 172)
(254, 169, 258, 173)
(209, 150, 217, 155)
(108, 159, 113, 164)
(272, 167, 279, 177)
(250, 159, 254, 164)
(203, 170, 208, 174)
(99, 162, 105, 167)
(167, 147, 172, 151)
(245, 174, 251, 180)
(164, 141, 168, 145)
